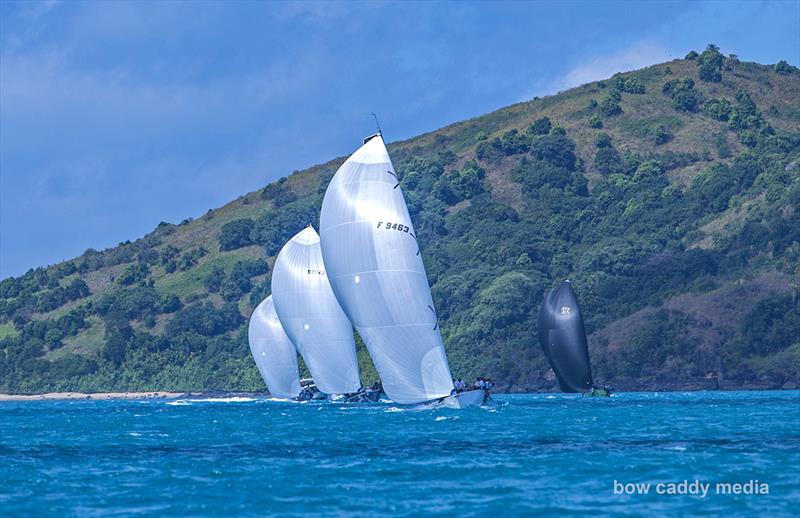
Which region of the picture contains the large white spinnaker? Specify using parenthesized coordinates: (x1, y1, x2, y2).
(319, 134, 454, 404)
(271, 226, 361, 395)
(248, 295, 302, 399)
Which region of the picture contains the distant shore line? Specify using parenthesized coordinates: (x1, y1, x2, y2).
(1, 384, 797, 402)
(0, 392, 185, 401)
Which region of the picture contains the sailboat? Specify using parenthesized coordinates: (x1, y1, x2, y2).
(271, 226, 367, 400)
(538, 280, 610, 396)
(247, 295, 302, 399)
(319, 133, 484, 408)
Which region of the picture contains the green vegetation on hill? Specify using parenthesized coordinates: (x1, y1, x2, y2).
(2, 45, 799, 393)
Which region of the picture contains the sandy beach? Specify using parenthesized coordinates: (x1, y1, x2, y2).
(0, 392, 184, 401)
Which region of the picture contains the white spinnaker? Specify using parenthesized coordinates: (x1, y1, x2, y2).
(271, 226, 361, 395)
(319, 135, 454, 404)
(248, 295, 301, 399)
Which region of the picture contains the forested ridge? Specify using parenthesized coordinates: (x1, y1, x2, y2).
(2, 46, 799, 393)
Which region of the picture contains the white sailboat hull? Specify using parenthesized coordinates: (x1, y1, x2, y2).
(441, 390, 485, 409)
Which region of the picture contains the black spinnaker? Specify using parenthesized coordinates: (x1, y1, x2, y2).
(537, 280, 593, 392)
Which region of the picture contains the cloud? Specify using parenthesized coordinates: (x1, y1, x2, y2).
(20, 0, 60, 19)
(550, 39, 675, 93)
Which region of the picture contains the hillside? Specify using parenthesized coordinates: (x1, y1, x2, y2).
(2, 45, 799, 393)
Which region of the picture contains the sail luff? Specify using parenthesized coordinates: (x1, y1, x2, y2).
(247, 295, 301, 399)
(271, 226, 361, 395)
(319, 135, 454, 404)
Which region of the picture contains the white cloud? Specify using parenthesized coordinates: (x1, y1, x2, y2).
(550, 39, 675, 93)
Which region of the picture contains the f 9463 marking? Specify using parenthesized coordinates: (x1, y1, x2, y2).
(376, 222, 410, 233)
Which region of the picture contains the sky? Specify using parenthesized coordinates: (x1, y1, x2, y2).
(1, 0, 798, 279)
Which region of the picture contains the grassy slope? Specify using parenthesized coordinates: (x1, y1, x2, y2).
(3, 54, 800, 392)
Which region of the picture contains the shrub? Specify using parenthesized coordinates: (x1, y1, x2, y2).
(65, 279, 90, 300)
(527, 117, 552, 136)
(714, 132, 731, 158)
(632, 160, 664, 181)
(158, 294, 183, 314)
(774, 60, 797, 75)
(249, 280, 271, 307)
(218, 218, 254, 251)
(176, 248, 206, 272)
(0, 277, 21, 299)
(704, 98, 732, 121)
(498, 129, 531, 155)
(594, 147, 623, 175)
(220, 279, 245, 302)
(165, 302, 242, 338)
(160, 245, 180, 264)
(510, 157, 587, 195)
(251, 202, 319, 255)
(56, 262, 78, 278)
(204, 266, 225, 293)
(654, 125, 672, 145)
(449, 160, 487, 201)
(737, 295, 800, 355)
(103, 313, 133, 367)
(476, 139, 504, 162)
(117, 263, 149, 286)
(662, 77, 692, 96)
(588, 115, 603, 128)
(206, 259, 267, 302)
(697, 44, 724, 82)
(594, 133, 613, 149)
(699, 62, 721, 82)
(599, 95, 622, 117)
(663, 77, 701, 112)
(530, 133, 577, 170)
(432, 177, 457, 204)
(612, 74, 645, 94)
(260, 177, 297, 207)
(472, 272, 538, 329)
(95, 286, 160, 320)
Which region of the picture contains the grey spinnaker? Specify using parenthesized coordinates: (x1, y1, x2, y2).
(537, 280, 593, 392)
(271, 226, 361, 395)
(248, 295, 302, 399)
(319, 134, 454, 404)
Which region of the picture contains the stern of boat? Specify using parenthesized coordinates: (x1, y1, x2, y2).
(442, 389, 485, 409)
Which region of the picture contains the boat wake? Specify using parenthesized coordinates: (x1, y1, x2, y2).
(166, 397, 258, 405)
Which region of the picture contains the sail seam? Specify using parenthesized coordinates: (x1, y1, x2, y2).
(329, 269, 426, 277)
(321, 220, 413, 233)
(354, 323, 442, 331)
(337, 180, 397, 186)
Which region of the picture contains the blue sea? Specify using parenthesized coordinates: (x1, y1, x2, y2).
(1, 391, 799, 516)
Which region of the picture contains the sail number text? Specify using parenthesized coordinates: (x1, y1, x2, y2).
(376, 221, 410, 233)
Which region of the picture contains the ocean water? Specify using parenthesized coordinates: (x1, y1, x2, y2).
(1, 391, 798, 516)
